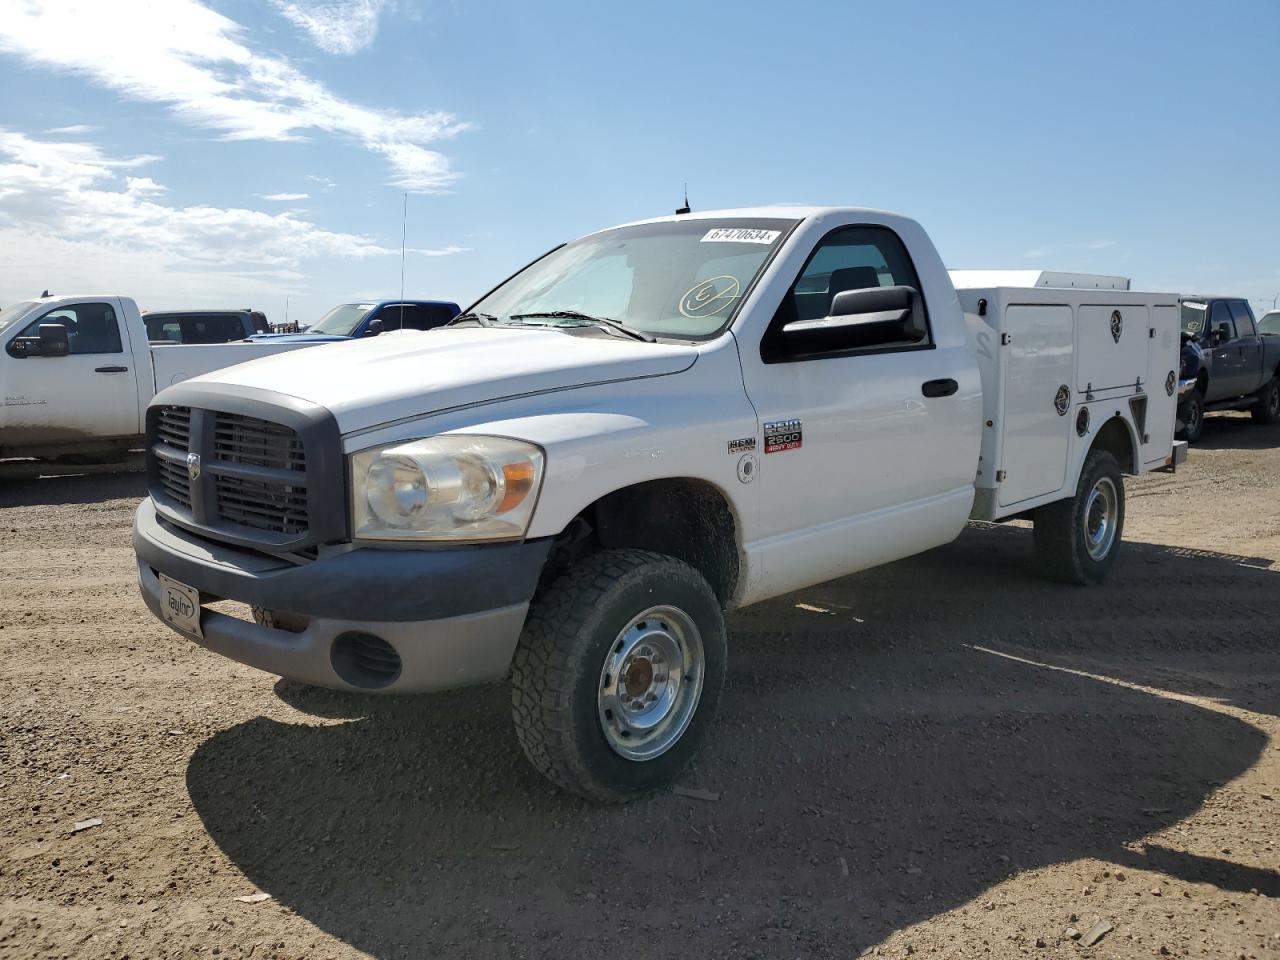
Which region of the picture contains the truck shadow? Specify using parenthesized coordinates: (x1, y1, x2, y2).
(1191, 414, 1280, 450)
(186, 527, 1278, 959)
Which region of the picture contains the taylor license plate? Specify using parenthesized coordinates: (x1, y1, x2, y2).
(158, 574, 203, 639)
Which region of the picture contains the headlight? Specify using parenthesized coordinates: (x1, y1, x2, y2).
(351, 436, 544, 541)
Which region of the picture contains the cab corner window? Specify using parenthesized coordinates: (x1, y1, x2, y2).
(16, 302, 122, 355)
(764, 225, 931, 362)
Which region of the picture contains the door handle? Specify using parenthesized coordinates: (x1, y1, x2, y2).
(921, 378, 958, 398)
(94, 365, 129, 373)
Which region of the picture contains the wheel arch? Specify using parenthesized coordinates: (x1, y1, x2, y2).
(1089, 414, 1139, 474)
(540, 476, 743, 608)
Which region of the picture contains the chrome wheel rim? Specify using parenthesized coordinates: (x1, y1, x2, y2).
(1083, 476, 1119, 561)
(598, 605, 704, 762)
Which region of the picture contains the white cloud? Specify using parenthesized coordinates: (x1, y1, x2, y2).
(1085, 239, 1116, 250)
(274, 0, 393, 55)
(306, 174, 338, 192)
(0, 129, 465, 305)
(45, 123, 99, 134)
(258, 192, 310, 201)
(0, 0, 465, 192)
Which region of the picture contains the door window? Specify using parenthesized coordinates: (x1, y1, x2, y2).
(379, 304, 457, 331)
(1209, 301, 1236, 340)
(17, 302, 122, 354)
(765, 225, 930, 358)
(1228, 301, 1256, 337)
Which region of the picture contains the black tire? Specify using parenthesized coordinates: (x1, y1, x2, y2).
(510, 548, 726, 803)
(1033, 449, 1125, 585)
(1176, 390, 1204, 442)
(1251, 377, 1280, 425)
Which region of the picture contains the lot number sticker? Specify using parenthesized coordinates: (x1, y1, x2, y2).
(701, 227, 781, 244)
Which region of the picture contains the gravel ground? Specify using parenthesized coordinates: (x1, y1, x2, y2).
(1, 413, 1278, 959)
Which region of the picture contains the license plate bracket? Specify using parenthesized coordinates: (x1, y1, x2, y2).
(158, 573, 203, 639)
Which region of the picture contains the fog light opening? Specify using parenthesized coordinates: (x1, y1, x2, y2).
(331, 632, 402, 690)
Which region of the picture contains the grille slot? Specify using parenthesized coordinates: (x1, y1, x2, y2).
(156, 406, 191, 451)
(154, 406, 192, 508)
(211, 412, 310, 536)
(213, 413, 305, 471)
(215, 474, 309, 534)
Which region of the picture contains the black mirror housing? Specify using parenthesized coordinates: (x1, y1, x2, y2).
(7, 322, 69, 358)
(779, 285, 927, 358)
(1214, 321, 1232, 344)
(365, 318, 385, 337)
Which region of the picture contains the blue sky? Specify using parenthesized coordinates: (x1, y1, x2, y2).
(1, 0, 1277, 325)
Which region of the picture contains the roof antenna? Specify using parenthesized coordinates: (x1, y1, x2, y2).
(41, 289, 50, 298)
(675, 183, 691, 216)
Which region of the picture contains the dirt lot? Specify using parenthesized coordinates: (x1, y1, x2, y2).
(1, 414, 1278, 960)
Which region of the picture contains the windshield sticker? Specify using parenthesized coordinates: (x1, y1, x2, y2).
(763, 418, 803, 454)
(701, 227, 781, 244)
(679, 275, 741, 319)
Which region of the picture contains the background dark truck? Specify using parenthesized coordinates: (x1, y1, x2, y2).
(1177, 296, 1280, 441)
(249, 299, 459, 343)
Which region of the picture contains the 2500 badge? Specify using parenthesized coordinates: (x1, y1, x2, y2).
(763, 418, 802, 454)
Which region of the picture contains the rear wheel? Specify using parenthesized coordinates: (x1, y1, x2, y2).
(1033, 449, 1125, 584)
(510, 548, 726, 802)
(1251, 377, 1280, 424)
(1176, 390, 1204, 442)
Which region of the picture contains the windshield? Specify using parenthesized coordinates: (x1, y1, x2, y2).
(470, 217, 799, 339)
(1181, 301, 1207, 336)
(310, 302, 375, 336)
(1259, 311, 1280, 336)
(0, 300, 37, 334)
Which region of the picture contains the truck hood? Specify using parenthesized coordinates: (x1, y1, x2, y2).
(183, 326, 699, 433)
(247, 332, 349, 343)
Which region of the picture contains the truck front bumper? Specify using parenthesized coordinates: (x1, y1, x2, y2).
(1177, 376, 1198, 398)
(133, 499, 551, 693)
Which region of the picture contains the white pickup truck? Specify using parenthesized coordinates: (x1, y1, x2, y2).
(0, 295, 317, 462)
(132, 207, 1187, 801)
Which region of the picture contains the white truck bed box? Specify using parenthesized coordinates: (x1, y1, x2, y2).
(952, 276, 1181, 520)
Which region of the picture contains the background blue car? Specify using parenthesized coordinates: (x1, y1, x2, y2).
(251, 299, 459, 343)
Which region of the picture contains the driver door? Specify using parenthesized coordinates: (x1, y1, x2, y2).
(1, 299, 141, 448)
(736, 223, 980, 599)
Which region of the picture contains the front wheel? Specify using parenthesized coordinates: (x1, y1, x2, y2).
(1033, 449, 1126, 584)
(1251, 377, 1280, 425)
(510, 548, 726, 802)
(1177, 390, 1204, 442)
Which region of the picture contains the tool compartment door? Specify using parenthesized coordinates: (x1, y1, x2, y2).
(999, 304, 1074, 508)
(1077, 304, 1149, 391)
(1143, 304, 1179, 467)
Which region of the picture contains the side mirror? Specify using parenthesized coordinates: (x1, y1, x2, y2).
(780, 285, 927, 358)
(7, 322, 69, 358)
(365, 318, 385, 337)
(1214, 321, 1232, 345)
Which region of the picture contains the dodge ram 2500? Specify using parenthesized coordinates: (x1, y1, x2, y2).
(132, 207, 1187, 801)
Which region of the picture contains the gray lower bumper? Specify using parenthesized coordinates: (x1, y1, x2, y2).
(133, 500, 540, 693)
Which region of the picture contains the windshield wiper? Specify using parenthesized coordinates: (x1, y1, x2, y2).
(509, 310, 655, 343)
(449, 311, 499, 327)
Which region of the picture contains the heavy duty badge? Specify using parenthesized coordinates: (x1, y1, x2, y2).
(763, 418, 802, 454)
(1110, 310, 1123, 343)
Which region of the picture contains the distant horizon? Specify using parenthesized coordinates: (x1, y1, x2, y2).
(2, 0, 1276, 324)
